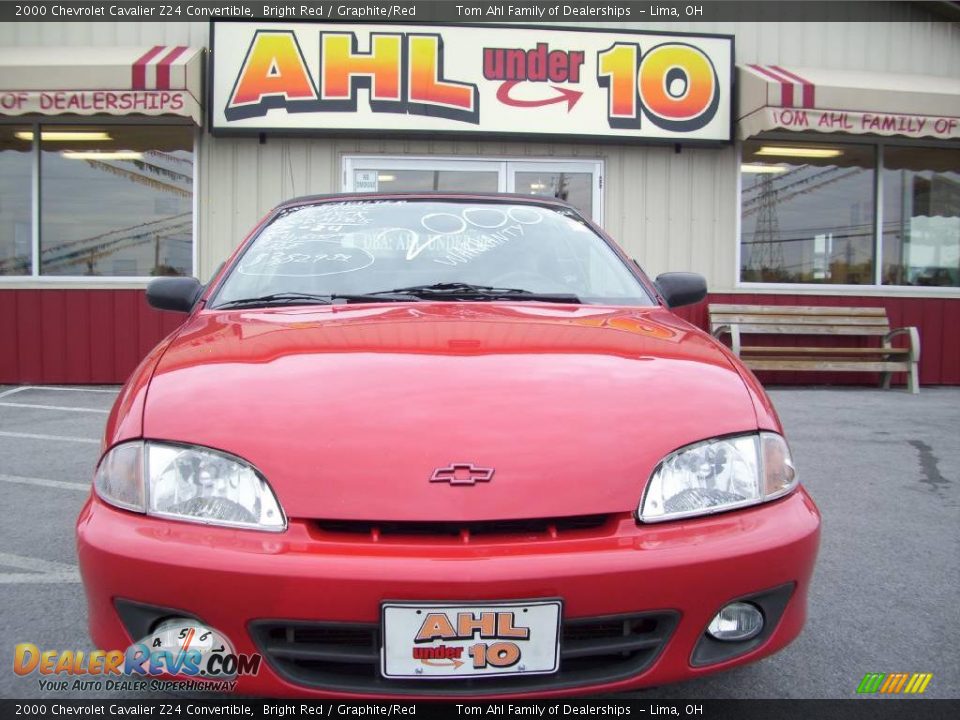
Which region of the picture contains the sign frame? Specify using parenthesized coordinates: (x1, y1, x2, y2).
(208, 20, 735, 147)
(380, 599, 563, 680)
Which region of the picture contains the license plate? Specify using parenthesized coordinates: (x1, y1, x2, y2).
(381, 600, 561, 679)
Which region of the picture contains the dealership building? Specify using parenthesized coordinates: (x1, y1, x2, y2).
(1, 8, 958, 386)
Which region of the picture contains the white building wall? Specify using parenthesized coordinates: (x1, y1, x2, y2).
(3, 10, 957, 290)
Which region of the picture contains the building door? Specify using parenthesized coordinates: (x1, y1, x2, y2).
(343, 157, 603, 224)
(505, 160, 601, 224)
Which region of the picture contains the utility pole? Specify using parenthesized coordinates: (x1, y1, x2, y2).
(749, 174, 785, 279)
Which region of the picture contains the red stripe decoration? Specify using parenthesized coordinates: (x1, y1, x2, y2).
(749, 64, 794, 107)
(770, 65, 816, 108)
(132, 46, 165, 90)
(156, 46, 188, 90)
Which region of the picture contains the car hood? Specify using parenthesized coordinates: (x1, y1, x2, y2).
(144, 303, 759, 521)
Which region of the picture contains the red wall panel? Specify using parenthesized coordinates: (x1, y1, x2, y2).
(0, 291, 17, 381)
(0, 289, 184, 385)
(0, 289, 957, 386)
(88, 291, 118, 383)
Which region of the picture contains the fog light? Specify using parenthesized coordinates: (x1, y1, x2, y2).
(707, 602, 764, 641)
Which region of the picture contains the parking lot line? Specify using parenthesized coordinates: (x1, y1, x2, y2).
(0, 552, 81, 584)
(0, 573, 80, 584)
(19, 385, 119, 395)
(0, 551, 80, 574)
(0, 401, 109, 414)
(0, 474, 89, 492)
(0, 387, 28, 399)
(0, 430, 99, 444)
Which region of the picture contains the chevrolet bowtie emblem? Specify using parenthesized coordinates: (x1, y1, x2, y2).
(430, 463, 495, 486)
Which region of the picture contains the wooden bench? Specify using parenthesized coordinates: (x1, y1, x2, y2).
(709, 304, 921, 394)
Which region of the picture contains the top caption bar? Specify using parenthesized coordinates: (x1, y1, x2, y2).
(0, 2, 941, 24)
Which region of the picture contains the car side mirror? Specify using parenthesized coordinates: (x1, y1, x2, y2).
(146, 277, 203, 313)
(655, 272, 707, 308)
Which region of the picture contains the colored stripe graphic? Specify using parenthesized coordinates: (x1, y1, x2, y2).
(911, 673, 933, 694)
(884, 673, 910, 693)
(156, 46, 188, 90)
(857, 673, 886, 693)
(748, 64, 794, 107)
(132, 46, 165, 89)
(857, 672, 932, 694)
(770, 65, 816, 108)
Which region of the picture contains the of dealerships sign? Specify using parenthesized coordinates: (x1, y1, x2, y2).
(210, 22, 733, 143)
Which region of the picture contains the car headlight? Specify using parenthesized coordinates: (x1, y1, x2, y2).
(638, 432, 797, 523)
(94, 441, 286, 532)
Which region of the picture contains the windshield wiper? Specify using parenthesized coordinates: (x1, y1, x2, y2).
(215, 283, 581, 309)
(351, 282, 581, 304)
(215, 292, 335, 309)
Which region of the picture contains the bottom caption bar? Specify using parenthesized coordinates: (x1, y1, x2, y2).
(2, 701, 959, 720)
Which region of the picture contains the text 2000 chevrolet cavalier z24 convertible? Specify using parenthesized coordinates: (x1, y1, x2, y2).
(77, 193, 820, 698)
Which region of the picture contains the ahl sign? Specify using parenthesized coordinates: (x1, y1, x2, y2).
(210, 23, 733, 143)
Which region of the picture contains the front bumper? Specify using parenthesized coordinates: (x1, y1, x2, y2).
(76, 488, 820, 698)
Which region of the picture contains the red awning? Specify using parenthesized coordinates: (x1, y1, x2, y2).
(738, 65, 960, 141)
(0, 46, 204, 125)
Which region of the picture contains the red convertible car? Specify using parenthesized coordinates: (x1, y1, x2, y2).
(77, 193, 820, 697)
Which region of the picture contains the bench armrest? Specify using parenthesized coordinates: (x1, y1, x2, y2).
(885, 326, 920, 363)
(710, 324, 741, 356)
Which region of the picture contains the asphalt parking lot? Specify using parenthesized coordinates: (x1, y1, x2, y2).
(0, 384, 957, 700)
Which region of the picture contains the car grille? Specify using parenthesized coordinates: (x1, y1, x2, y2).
(249, 611, 678, 694)
(312, 514, 612, 542)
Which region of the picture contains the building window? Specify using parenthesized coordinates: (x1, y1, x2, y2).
(740, 140, 959, 289)
(0, 124, 193, 279)
(882, 146, 960, 287)
(740, 140, 876, 284)
(0, 126, 33, 276)
(355, 169, 501, 194)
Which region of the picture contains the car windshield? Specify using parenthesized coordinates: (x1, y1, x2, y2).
(211, 199, 654, 307)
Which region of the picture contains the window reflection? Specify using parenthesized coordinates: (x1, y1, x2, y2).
(740, 141, 875, 284)
(39, 125, 193, 277)
(354, 169, 498, 193)
(0, 127, 33, 276)
(882, 146, 959, 287)
(351, 165, 597, 221)
(515, 171, 593, 220)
